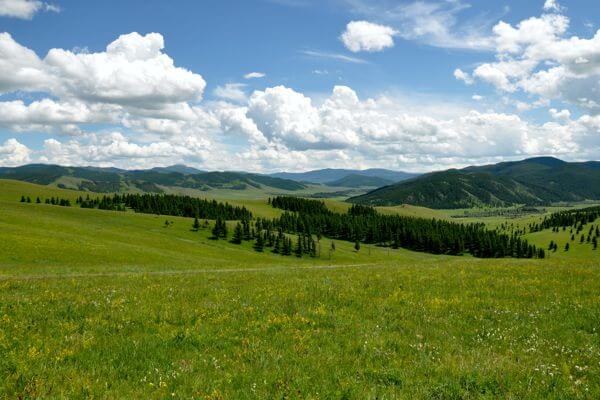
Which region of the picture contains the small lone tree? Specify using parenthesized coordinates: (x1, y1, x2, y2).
(192, 216, 201, 231)
(565, 242, 570, 252)
(354, 241, 361, 252)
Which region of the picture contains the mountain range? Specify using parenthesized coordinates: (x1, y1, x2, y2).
(269, 168, 418, 185)
(0, 165, 416, 193)
(0, 164, 306, 193)
(350, 157, 600, 208)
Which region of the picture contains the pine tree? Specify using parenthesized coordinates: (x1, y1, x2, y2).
(20, 195, 26, 203)
(309, 238, 317, 257)
(36, 197, 41, 204)
(273, 236, 281, 254)
(354, 241, 361, 252)
(282, 237, 292, 256)
(232, 223, 243, 244)
(295, 235, 303, 257)
(212, 217, 222, 239)
(26, 196, 31, 203)
(222, 219, 228, 239)
(254, 234, 264, 252)
(565, 242, 570, 251)
(192, 217, 201, 231)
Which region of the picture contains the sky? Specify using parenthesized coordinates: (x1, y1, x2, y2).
(0, 0, 598, 172)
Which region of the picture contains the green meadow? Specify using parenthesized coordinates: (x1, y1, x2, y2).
(1, 179, 599, 398)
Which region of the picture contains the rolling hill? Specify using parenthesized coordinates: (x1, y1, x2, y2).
(0, 164, 306, 193)
(270, 168, 417, 184)
(350, 157, 600, 208)
(325, 174, 395, 188)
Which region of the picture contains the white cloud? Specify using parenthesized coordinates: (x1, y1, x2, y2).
(454, 69, 474, 85)
(340, 21, 397, 53)
(0, 138, 31, 165)
(244, 72, 265, 79)
(45, 32, 207, 108)
(0, 0, 59, 19)
(300, 50, 368, 64)
(38, 132, 213, 169)
(549, 108, 571, 120)
(457, 10, 600, 114)
(1, 26, 599, 171)
(472, 95, 484, 101)
(0, 32, 206, 111)
(543, 0, 563, 13)
(0, 33, 49, 93)
(344, 0, 495, 51)
(213, 83, 247, 102)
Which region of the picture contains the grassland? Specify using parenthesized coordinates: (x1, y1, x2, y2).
(0, 179, 599, 398)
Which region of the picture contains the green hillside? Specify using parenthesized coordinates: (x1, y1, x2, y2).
(326, 173, 394, 188)
(350, 157, 600, 208)
(1, 180, 599, 398)
(0, 164, 306, 194)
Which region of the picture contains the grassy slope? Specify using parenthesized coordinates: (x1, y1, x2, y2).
(1, 180, 599, 398)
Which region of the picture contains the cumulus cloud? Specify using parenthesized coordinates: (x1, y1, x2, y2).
(454, 69, 474, 85)
(0, 32, 206, 110)
(457, 10, 600, 113)
(543, 0, 563, 13)
(244, 72, 265, 79)
(0, 138, 30, 165)
(1, 25, 599, 171)
(0, 0, 59, 19)
(340, 21, 397, 52)
(0, 33, 49, 93)
(38, 132, 213, 169)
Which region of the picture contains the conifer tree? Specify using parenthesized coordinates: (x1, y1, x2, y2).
(273, 236, 281, 254)
(232, 223, 243, 244)
(212, 217, 222, 239)
(295, 235, 303, 257)
(192, 217, 201, 231)
(354, 241, 361, 252)
(254, 234, 264, 252)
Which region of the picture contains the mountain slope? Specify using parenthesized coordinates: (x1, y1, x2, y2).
(0, 165, 306, 193)
(270, 168, 417, 184)
(326, 174, 394, 188)
(350, 157, 600, 208)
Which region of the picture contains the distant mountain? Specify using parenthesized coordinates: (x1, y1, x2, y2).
(150, 164, 203, 175)
(270, 168, 417, 185)
(350, 157, 600, 209)
(325, 174, 394, 188)
(0, 164, 305, 193)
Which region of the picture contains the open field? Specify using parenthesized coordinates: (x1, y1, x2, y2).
(1, 180, 599, 398)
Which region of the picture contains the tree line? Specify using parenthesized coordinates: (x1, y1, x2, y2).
(270, 198, 543, 259)
(537, 206, 600, 231)
(21, 195, 71, 206)
(269, 196, 330, 215)
(77, 193, 252, 220)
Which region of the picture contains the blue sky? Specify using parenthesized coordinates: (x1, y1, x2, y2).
(0, 0, 598, 172)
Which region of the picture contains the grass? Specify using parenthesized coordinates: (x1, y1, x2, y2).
(1, 180, 599, 398)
